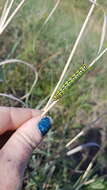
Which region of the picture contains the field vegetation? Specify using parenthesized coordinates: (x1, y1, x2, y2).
(0, 0, 107, 189)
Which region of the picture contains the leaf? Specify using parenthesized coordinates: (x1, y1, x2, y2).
(91, 183, 105, 189)
(90, 179, 105, 190)
(98, 13, 107, 54)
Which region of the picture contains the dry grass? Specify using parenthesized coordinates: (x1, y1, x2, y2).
(0, 0, 107, 189)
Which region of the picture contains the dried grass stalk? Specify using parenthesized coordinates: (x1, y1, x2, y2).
(98, 13, 107, 54)
(67, 142, 100, 156)
(0, 93, 26, 106)
(0, 0, 26, 34)
(43, 0, 61, 27)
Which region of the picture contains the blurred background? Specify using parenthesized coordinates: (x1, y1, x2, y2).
(0, 0, 107, 189)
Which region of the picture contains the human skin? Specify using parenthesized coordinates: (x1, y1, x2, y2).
(0, 107, 48, 190)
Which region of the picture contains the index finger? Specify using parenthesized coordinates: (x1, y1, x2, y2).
(0, 107, 42, 135)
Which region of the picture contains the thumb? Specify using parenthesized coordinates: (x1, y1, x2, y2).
(0, 114, 52, 189)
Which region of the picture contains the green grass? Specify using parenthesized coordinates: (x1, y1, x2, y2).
(0, 0, 107, 189)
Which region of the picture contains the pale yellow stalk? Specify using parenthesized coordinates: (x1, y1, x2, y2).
(43, 0, 61, 27)
(66, 131, 84, 147)
(0, 0, 9, 25)
(0, 0, 15, 30)
(0, 93, 25, 106)
(89, 48, 107, 68)
(0, 0, 26, 34)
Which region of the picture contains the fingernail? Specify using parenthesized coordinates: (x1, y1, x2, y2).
(38, 116, 53, 136)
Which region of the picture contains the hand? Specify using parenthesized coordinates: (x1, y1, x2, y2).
(0, 107, 52, 190)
